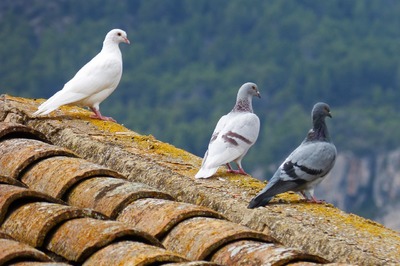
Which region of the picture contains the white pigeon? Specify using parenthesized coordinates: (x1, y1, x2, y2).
(248, 102, 337, 208)
(33, 29, 130, 121)
(195, 82, 261, 179)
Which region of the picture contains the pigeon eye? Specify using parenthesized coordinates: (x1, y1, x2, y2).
(117, 32, 122, 36)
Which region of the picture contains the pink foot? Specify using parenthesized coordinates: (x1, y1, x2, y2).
(226, 164, 248, 175)
(299, 192, 325, 203)
(90, 108, 116, 122)
(90, 114, 116, 122)
(307, 198, 325, 204)
(303, 196, 325, 203)
(227, 169, 248, 175)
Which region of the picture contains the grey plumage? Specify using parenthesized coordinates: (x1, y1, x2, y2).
(248, 102, 337, 208)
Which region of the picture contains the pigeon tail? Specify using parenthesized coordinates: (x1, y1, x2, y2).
(33, 103, 59, 116)
(195, 166, 219, 179)
(248, 171, 306, 208)
(247, 177, 279, 208)
(248, 194, 273, 208)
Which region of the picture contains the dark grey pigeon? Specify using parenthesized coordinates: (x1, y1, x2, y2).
(248, 102, 337, 208)
(195, 82, 261, 179)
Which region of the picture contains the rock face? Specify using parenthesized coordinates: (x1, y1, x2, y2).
(316, 151, 400, 231)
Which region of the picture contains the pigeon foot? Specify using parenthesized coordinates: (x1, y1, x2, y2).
(226, 163, 248, 175)
(308, 198, 325, 204)
(302, 197, 325, 204)
(90, 108, 116, 122)
(227, 168, 248, 175)
(90, 114, 116, 122)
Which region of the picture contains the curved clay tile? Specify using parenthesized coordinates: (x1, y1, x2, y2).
(1, 202, 106, 248)
(82, 241, 187, 265)
(211, 239, 328, 265)
(0, 138, 76, 179)
(162, 217, 275, 261)
(162, 262, 220, 266)
(66, 177, 173, 219)
(20, 156, 125, 199)
(0, 231, 14, 241)
(0, 175, 27, 187)
(287, 263, 326, 266)
(45, 217, 162, 263)
(0, 238, 52, 265)
(9, 262, 72, 265)
(0, 122, 49, 143)
(117, 198, 226, 239)
(0, 184, 64, 224)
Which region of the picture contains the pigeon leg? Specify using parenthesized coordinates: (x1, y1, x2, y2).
(309, 196, 325, 204)
(226, 163, 234, 171)
(90, 107, 116, 122)
(226, 163, 248, 175)
(300, 192, 325, 204)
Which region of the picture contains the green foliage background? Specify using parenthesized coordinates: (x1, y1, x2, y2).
(1, 0, 400, 218)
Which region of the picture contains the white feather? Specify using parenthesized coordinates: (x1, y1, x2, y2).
(34, 29, 129, 118)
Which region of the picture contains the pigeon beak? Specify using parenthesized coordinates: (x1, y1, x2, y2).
(124, 37, 130, 44)
(256, 91, 261, 98)
(327, 112, 332, 118)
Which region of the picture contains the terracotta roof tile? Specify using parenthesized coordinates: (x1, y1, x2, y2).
(0, 236, 53, 265)
(66, 176, 173, 218)
(0, 175, 27, 187)
(0, 139, 76, 180)
(117, 198, 225, 239)
(45, 217, 162, 263)
(211, 240, 327, 265)
(1, 202, 104, 247)
(20, 156, 125, 199)
(0, 184, 65, 224)
(9, 263, 70, 266)
(162, 263, 220, 266)
(0, 122, 49, 143)
(82, 241, 188, 265)
(162, 216, 274, 261)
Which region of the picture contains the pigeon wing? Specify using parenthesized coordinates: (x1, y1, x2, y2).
(204, 113, 260, 169)
(282, 141, 337, 182)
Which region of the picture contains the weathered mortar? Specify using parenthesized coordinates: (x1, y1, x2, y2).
(1, 94, 399, 265)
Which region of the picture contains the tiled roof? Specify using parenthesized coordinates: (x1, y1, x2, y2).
(0, 123, 329, 265)
(0, 94, 399, 265)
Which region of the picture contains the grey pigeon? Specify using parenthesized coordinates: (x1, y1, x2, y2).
(195, 82, 261, 179)
(34, 29, 130, 122)
(248, 102, 336, 208)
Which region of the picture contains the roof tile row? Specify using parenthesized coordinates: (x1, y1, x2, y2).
(0, 122, 329, 265)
